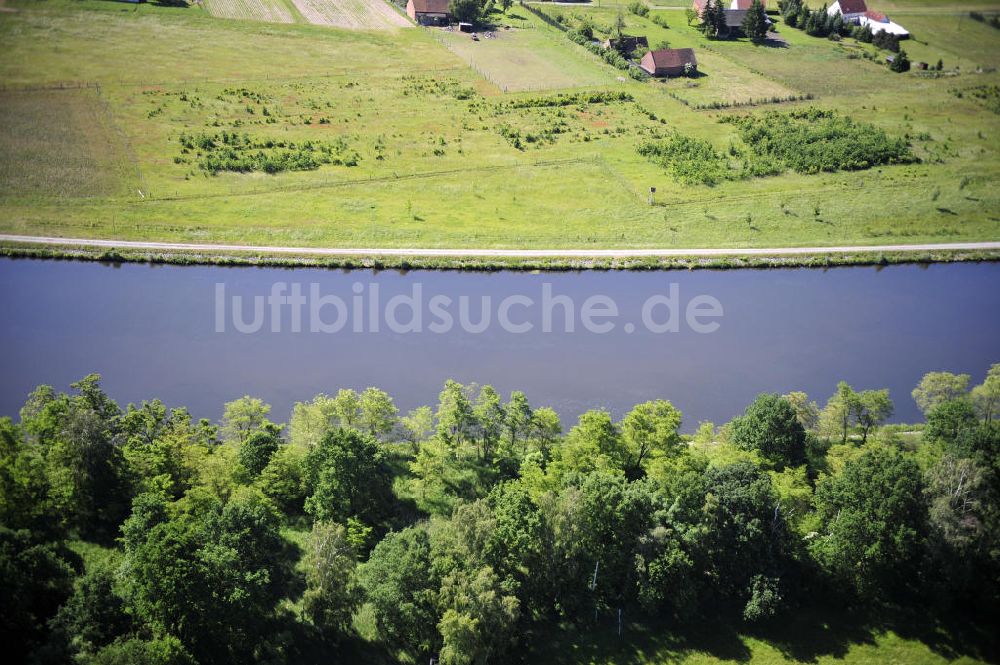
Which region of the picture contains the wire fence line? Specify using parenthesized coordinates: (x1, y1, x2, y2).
(0, 66, 474, 93)
(127, 156, 599, 204)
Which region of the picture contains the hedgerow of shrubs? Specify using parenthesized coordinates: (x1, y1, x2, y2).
(722, 107, 916, 174)
(969, 11, 1000, 29)
(497, 90, 634, 110)
(177, 131, 360, 175)
(566, 30, 649, 81)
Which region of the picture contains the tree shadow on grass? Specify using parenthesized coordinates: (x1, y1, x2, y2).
(518, 601, 999, 665)
(746, 603, 878, 663)
(746, 602, 999, 665)
(875, 604, 1000, 663)
(519, 614, 752, 665)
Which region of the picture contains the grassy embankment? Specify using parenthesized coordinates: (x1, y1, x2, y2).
(0, 0, 998, 266)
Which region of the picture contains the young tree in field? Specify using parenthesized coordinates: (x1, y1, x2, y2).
(851, 389, 893, 444)
(811, 448, 927, 598)
(889, 48, 910, 72)
(621, 399, 683, 477)
(358, 387, 398, 439)
(220, 396, 273, 446)
(500, 0, 512, 13)
(970, 363, 1000, 423)
(614, 9, 627, 38)
(685, 7, 698, 25)
(302, 522, 360, 640)
(742, 0, 769, 43)
(730, 394, 806, 469)
(912, 371, 971, 415)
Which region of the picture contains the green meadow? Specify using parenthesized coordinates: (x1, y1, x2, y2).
(0, 0, 998, 251)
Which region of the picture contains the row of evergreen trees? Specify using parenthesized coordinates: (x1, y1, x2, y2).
(699, 0, 769, 43)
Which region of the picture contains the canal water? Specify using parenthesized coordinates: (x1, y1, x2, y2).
(1, 257, 997, 430)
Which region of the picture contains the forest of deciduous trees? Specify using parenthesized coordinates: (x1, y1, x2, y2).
(2, 366, 999, 664)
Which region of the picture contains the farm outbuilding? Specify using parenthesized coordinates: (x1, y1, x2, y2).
(640, 48, 698, 77)
(406, 0, 451, 26)
(602, 35, 649, 53)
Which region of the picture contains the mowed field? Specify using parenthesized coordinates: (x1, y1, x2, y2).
(0, 0, 998, 251)
(0, 87, 134, 199)
(202, 0, 296, 23)
(290, 0, 410, 29)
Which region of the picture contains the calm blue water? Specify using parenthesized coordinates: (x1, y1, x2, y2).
(1, 258, 997, 430)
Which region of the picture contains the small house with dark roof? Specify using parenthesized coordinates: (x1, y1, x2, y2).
(407, 0, 451, 26)
(640, 48, 698, 77)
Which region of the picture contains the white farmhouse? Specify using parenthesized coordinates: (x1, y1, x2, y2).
(827, 0, 869, 22)
(858, 11, 910, 37)
(828, 0, 909, 38)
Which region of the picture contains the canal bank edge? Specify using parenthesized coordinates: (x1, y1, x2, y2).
(2, 236, 1000, 272)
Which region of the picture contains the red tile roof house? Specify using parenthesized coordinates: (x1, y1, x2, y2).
(407, 0, 451, 26)
(827, 0, 869, 23)
(640, 48, 698, 77)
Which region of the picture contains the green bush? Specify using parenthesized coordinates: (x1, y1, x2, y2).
(178, 131, 360, 175)
(723, 107, 916, 174)
(638, 134, 733, 185)
(628, 1, 649, 18)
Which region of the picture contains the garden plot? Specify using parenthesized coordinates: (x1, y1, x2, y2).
(438, 27, 618, 92)
(291, 0, 411, 29)
(202, 0, 296, 24)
